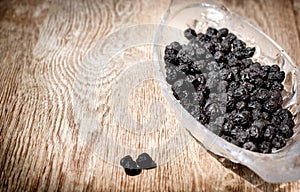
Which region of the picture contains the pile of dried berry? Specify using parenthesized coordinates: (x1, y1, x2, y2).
(164, 27, 295, 153)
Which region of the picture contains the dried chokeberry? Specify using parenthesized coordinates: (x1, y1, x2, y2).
(242, 47, 256, 58)
(184, 28, 197, 40)
(259, 141, 272, 153)
(263, 125, 276, 141)
(220, 68, 234, 81)
(233, 39, 246, 51)
(232, 111, 252, 125)
(249, 125, 260, 139)
(225, 33, 237, 43)
(270, 65, 280, 72)
(254, 88, 269, 101)
(236, 101, 247, 111)
(272, 135, 286, 149)
(120, 155, 142, 176)
(136, 153, 157, 170)
(218, 28, 229, 37)
(243, 141, 257, 151)
(280, 124, 294, 138)
(206, 27, 218, 37)
(234, 86, 249, 101)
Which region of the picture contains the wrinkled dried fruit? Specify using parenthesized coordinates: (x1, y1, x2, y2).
(136, 153, 157, 170)
(120, 155, 142, 176)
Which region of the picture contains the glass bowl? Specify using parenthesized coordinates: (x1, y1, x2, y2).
(154, 0, 300, 183)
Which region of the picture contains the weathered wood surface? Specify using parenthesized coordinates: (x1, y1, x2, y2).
(1, 0, 300, 191)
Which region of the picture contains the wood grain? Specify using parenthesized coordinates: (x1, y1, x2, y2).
(0, 0, 300, 191)
(293, 0, 300, 41)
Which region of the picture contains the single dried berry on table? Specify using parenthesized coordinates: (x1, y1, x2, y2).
(164, 27, 295, 153)
(136, 153, 157, 170)
(120, 155, 142, 176)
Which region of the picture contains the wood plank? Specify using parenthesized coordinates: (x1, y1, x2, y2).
(0, 0, 300, 191)
(293, 0, 300, 42)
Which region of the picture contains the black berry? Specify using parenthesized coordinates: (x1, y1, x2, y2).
(184, 28, 197, 40)
(136, 153, 157, 170)
(120, 155, 142, 176)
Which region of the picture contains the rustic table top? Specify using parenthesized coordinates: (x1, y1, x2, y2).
(1, 0, 300, 191)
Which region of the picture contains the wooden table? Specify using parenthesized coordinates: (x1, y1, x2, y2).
(1, 0, 300, 191)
